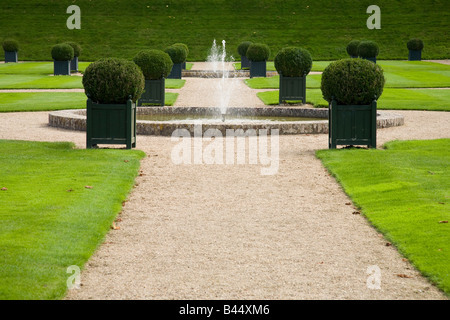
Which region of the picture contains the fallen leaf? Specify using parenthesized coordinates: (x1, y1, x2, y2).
(397, 274, 413, 278)
(428, 171, 435, 175)
(115, 218, 122, 222)
(385, 242, 392, 247)
(352, 211, 360, 215)
(67, 189, 74, 192)
(402, 258, 408, 262)
(1, 187, 8, 191)
(345, 202, 351, 205)
(439, 220, 448, 224)
(438, 202, 445, 205)
(85, 186, 93, 189)
(111, 222, 120, 230)
(124, 160, 129, 163)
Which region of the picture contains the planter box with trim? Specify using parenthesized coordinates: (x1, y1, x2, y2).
(86, 97, 136, 149)
(4, 51, 18, 63)
(408, 50, 422, 61)
(328, 99, 377, 149)
(138, 79, 165, 106)
(362, 57, 377, 63)
(250, 61, 267, 78)
(70, 56, 79, 72)
(240, 55, 250, 69)
(54, 60, 71, 76)
(167, 63, 182, 79)
(279, 74, 306, 104)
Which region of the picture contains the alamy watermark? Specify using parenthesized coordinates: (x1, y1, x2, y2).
(66, 265, 81, 290)
(367, 5, 381, 29)
(66, 5, 81, 30)
(171, 123, 279, 176)
(366, 265, 381, 290)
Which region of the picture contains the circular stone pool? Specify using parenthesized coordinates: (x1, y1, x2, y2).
(48, 106, 404, 136)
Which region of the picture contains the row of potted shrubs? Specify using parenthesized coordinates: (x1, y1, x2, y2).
(345, 39, 424, 62)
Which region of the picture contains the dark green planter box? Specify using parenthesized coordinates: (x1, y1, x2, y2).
(86, 98, 137, 149)
(250, 60, 267, 78)
(182, 61, 186, 70)
(408, 50, 422, 61)
(279, 74, 306, 104)
(349, 55, 358, 58)
(240, 55, 250, 69)
(328, 99, 377, 149)
(362, 56, 377, 63)
(4, 51, 18, 63)
(53, 60, 71, 76)
(138, 78, 165, 106)
(167, 63, 182, 79)
(70, 56, 79, 72)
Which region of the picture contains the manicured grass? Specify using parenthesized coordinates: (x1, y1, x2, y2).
(316, 139, 450, 296)
(0, 74, 83, 89)
(256, 88, 450, 111)
(1, 1, 448, 61)
(234, 61, 330, 72)
(0, 92, 87, 112)
(0, 92, 179, 112)
(246, 61, 450, 89)
(0, 140, 145, 299)
(0, 62, 91, 75)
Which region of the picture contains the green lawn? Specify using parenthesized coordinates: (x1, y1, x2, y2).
(0, 62, 91, 75)
(257, 88, 450, 111)
(0, 140, 145, 299)
(1, 0, 448, 61)
(316, 139, 450, 297)
(0, 92, 179, 112)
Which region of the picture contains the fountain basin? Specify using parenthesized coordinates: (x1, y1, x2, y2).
(49, 106, 404, 136)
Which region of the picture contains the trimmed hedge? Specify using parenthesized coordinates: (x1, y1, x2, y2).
(173, 43, 189, 59)
(407, 38, 424, 51)
(274, 47, 312, 77)
(246, 43, 270, 62)
(357, 40, 379, 58)
(237, 41, 252, 56)
(51, 43, 74, 61)
(346, 40, 360, 57)
(133, 49, 173, 80)
(2, 39, 19, 52)
(321, 58, 385, 105)
(65, 42, 82, 57)
(82, 58, 145, 104)
(164, 45, 187, 64)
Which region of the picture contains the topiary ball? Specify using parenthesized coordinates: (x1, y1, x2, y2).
(2, 39, 19, 52)
(346, 40, 360, 57)
(133, 49, 173, 80)
(274, 47, 312, 77)
(321, 58, 385, 105)
(357, 40, 379, 58)
(51, 43, 74, 61)
(237, 41, 252, 57)
(246, 43, 270, 62)
(164, 45, 187, 64)
(65, 42, 82, 57)
(82, 58, 145, 104)
(407, 38, 424, 51)
(172, 43, 189, 59)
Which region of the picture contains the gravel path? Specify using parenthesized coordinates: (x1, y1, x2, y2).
(0, 62, 448, 300)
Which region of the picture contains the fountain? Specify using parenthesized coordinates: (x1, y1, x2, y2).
(48, 40, 405, 136)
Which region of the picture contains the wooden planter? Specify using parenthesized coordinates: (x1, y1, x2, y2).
(408, 50, 422, 61)
(250, 60, 267, 78)
(4, 51, 18, 63)
(167, 63, 182, 79)
(279, 74, 306, 104)
(328, 99, 377, 149)
(54, 60, 71, 76)
(362, 56, 377, 63)
(70, 56, 79, 72)
(138, 78, 165, 106)
(86, 97, 136, 149)
(240, 55, 250, 69)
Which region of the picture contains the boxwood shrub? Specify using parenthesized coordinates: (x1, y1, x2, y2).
(246, 43, 270, 62)
(2, 39, 19, 52)
(133, 49, 173, 80)
(321, 58, 385, 105)
(65, 41, 82, 57)
(82, 58, 145, 104)
(346, 40, 360, 57)
(274, 47, 312, 77)
(237, 41, 252, 57)
(164, 45, 187, 64)
(357, 41, 379, 58)
(172, 43, 189, 60)
(51, 43, 74, 61)
(407, 38, 424, 51)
